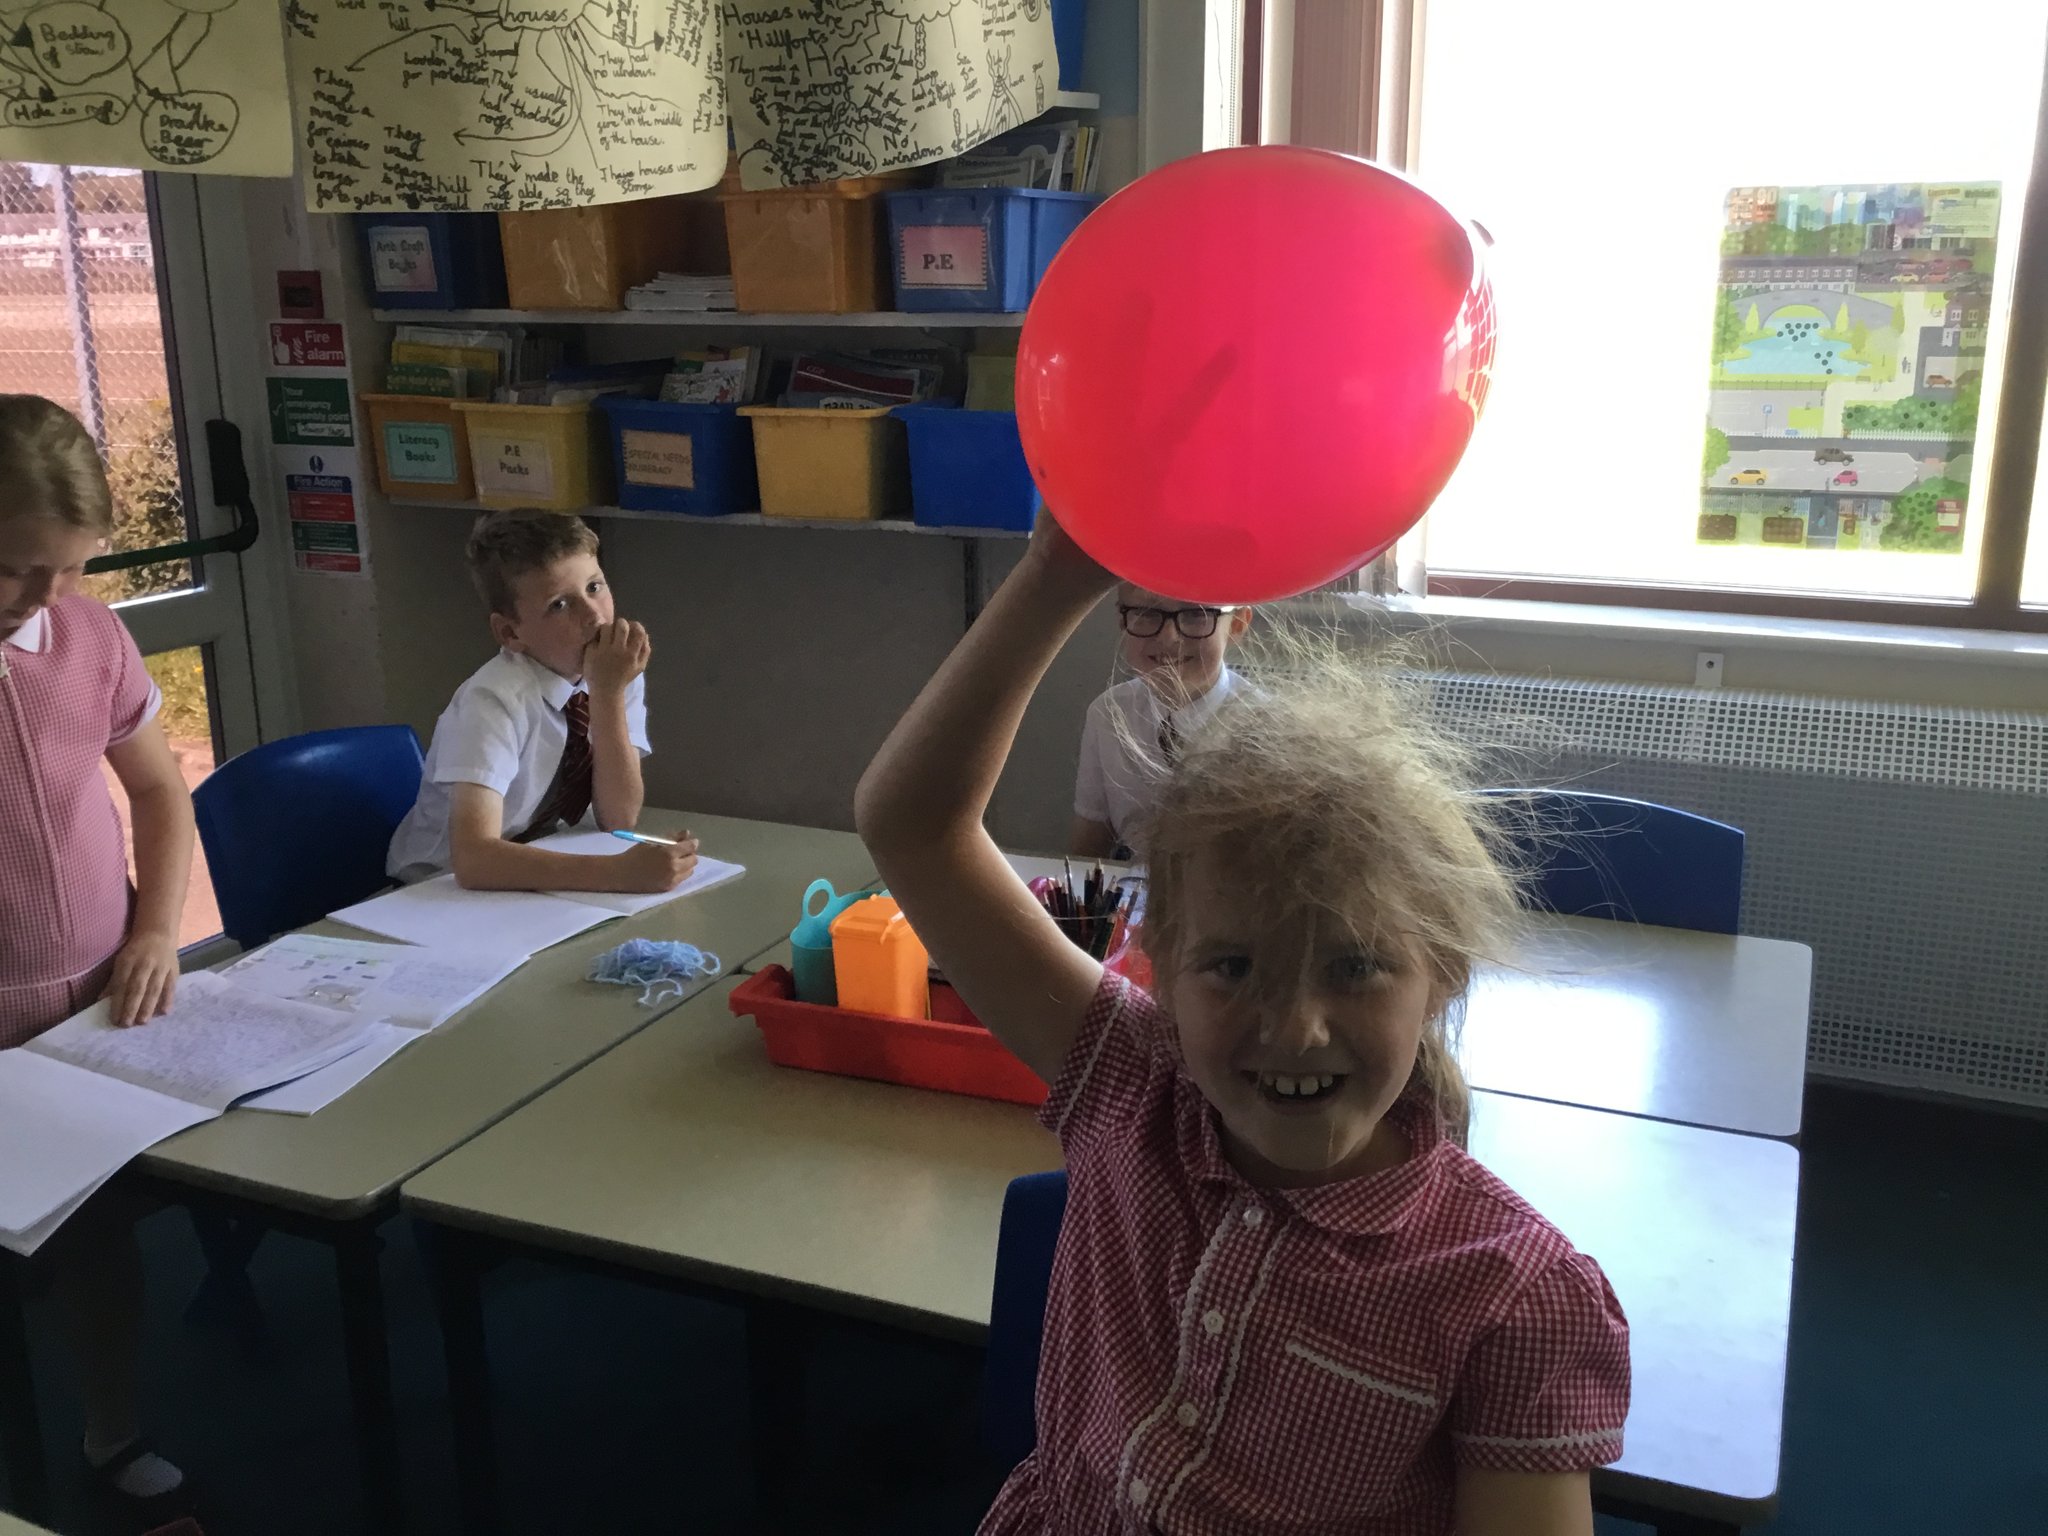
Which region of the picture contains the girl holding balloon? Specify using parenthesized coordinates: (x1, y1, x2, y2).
(856, 150, 1628, 1534)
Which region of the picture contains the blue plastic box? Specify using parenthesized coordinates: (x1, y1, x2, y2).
(595, 397, 758, 516)
(357, 213, 508, 310)
(1052, 0, 1088, 90)
(884, 189, 1100, 313)
(896, 406, 1039, 532)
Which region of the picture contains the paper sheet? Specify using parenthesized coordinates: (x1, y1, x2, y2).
(29, 972, 376, 1113)
(240, 1021, 418, 1114)
(0, 1047, 213, 1246)
(222, 933, 525, 1029)
(284, 0, 728, 213)
(0, 0, 293, 174)
(527, 829, 747, 916)
(330, 879, 612, 958)
(724, 0, 1058, 189)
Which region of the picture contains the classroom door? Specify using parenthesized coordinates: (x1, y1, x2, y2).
(0, 164, 284, 948)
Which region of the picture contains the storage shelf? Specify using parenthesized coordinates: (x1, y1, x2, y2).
(372, 308, 1028, 328)
(386, 497, 1028, 538)
(1047, 90, 1102, 110)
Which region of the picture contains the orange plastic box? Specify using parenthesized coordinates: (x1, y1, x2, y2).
(739, 405, 909, 521)
(722, 173, 915, 313)
(730, 966, 1047, 1107)
(499, 192, 730, 311)
(829, 894, 929, 1018)
(359, 394, 476, 502)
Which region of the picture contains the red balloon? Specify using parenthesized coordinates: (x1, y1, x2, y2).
(1016, 147, 1495, 604)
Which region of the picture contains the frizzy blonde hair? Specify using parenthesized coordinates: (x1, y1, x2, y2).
(0, 395, 113, 535)
(1131, 624, 1527, 1145)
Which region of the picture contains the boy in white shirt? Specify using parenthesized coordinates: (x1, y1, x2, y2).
(1070, 584, 1253, 860)
(387, 509, 698, 892)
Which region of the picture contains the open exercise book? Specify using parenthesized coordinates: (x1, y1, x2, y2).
(0, 975, 371, 1255)
(0, 939, 528, 1255)
(330, 830, 746, 956)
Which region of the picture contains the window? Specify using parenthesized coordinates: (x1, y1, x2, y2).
(1258, 1, 2048, 628)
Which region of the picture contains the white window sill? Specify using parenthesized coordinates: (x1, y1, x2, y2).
(1361, 593, 2048, 671)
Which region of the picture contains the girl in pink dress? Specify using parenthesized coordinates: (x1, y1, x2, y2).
(2, 395, 197, 1510)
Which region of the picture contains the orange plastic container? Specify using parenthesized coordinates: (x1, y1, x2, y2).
(499, 192, 730, 311)
(730, 966, 1046, 1107)
(360, 394, 476, 502)
(829, 894, 929, 1018)
(722, 173, 915, 313)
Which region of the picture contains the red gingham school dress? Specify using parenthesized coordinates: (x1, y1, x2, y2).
(981, 973, 1631, 1535)
(0, 596, 160, 1049)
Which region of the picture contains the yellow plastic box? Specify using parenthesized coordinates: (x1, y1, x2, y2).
(359, 394, 476, 502)
(453, 401, 612, 511)
(499, 192, 730, 311)
(739, 406, 909, 521)
(722, 173, 916, 313)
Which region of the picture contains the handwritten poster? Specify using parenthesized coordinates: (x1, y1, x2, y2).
(724, 0, 1057, 189)
(0, 0, 292, 173)
(283, 0, 727, 213)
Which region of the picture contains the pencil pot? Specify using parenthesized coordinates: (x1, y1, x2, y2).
(789, 878, 865, 1006)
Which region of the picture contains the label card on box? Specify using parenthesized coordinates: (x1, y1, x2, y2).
(474, 436, 554, 500)
(385, 423, 458, 485)
(900, 226, 990, 290)
(366, 225, 439, 294)
(621, 430, 695, 489)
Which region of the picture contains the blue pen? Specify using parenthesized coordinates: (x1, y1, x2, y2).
(611, 829, 680, 847)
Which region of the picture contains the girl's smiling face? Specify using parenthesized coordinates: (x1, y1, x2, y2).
(0, 517, 104, 639)
(1163, 851, 1443, 1188)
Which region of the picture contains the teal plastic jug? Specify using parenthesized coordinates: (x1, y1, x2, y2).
(791, 878, 863, 1005)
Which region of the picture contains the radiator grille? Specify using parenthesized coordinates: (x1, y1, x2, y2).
(1421, 673, 2048, 1108)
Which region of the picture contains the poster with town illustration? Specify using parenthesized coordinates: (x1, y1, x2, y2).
(1700, 183, 1999, 553)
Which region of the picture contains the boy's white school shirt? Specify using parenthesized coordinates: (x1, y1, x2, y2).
(386, 649, 649, 882)
(1074, 666, 1241, 859)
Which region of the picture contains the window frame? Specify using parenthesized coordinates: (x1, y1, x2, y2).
(1249, 0, 2048, 633)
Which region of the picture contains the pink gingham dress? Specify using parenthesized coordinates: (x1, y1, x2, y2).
(0, 595, 160, 1048)
(981, 972, 1631, 1535)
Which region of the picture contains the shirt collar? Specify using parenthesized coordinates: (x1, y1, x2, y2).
(1176, 1069, 1448, 1239)
(501, 647, 583, 710)
(1127, 664, 1240, 731)
(2, 609, 49, 653)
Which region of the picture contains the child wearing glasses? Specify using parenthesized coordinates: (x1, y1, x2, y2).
(1071, 584, 1253, 860)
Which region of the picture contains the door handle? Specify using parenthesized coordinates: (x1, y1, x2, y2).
(86, 418, 261, 575)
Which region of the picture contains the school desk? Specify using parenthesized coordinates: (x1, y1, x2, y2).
(1012, 858, 1812, 1140)
(1461, 917, 1812, 1138)
(0, 814, 874, 1532)
(403, 945, 1799, 1536)
(0, 1514, 55, 1535)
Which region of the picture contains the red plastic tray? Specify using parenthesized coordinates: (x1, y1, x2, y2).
(730, 965, 1047, 1107)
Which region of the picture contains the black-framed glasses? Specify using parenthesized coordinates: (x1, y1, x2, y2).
(1117, 604, 1238, 639)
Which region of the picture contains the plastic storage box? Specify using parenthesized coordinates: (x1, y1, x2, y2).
(722, 173, 913, 313)
(357, 213, 508, 310)
(360, 395, 476, 502)
(730, 966, 1047, 1107)
(453, 401, 611, 510)
(1052, 0, 1088, 90)
(739, 406, 909, 521)
(595, 397, 757, 516)
(499, 194, 729, 311)
(884, 188, 1099, 313)
(895, 406, 1038, 532)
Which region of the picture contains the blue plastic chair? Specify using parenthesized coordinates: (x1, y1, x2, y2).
(194, 725, 425, 948)
(1480, 788, 1745, 935)
(983, 1169, 1068, 1467)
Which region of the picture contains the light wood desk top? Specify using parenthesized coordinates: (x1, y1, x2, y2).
(139, 814, 875, 1218)
(403, 954, 1062, 1339)
(405, 968, 1798, 1520)
(0, 1513, 57, 1535)
(1462, 917, 1812, 1138)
